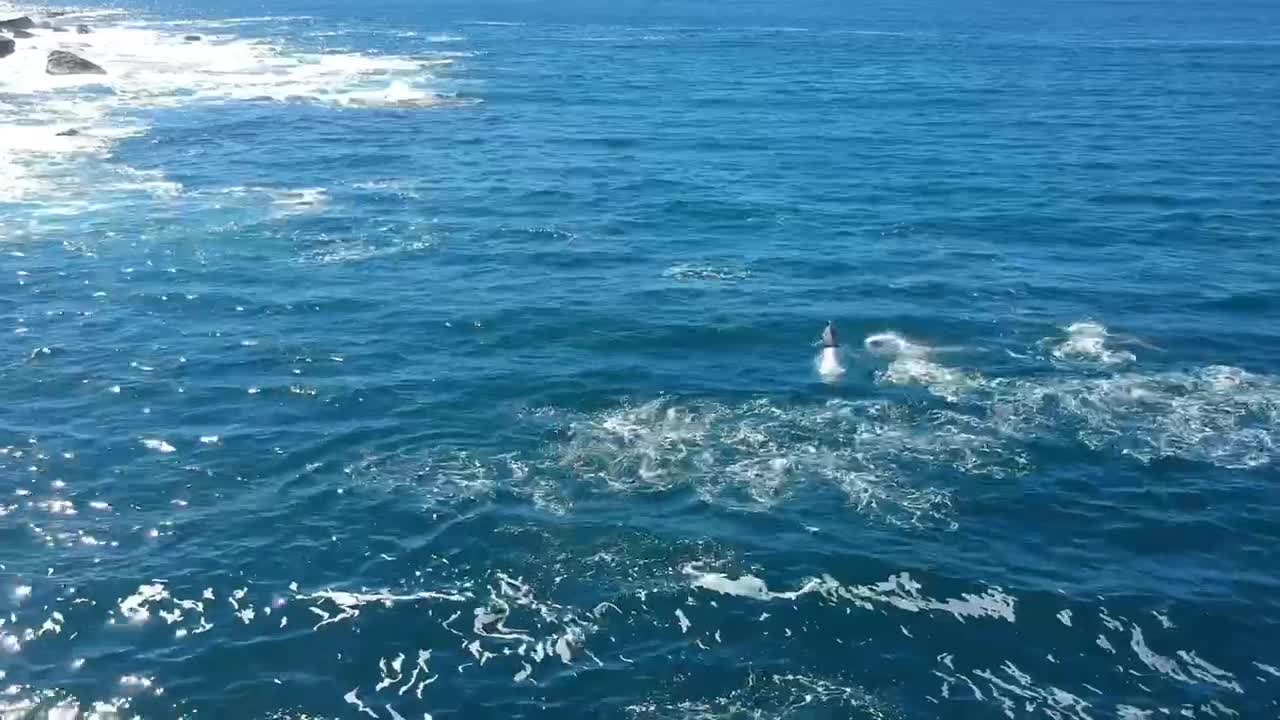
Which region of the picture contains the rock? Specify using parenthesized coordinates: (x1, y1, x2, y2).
(10, 28, 35, 38)
(46, 50, 106, 75)
(56, 129, 81, 137)
(184, 34, 203, 41)
(0, 16, 36, 31)
(0, 37, 13, 59)
(76, 24, 91, 34)
(51, 26, 68, 32)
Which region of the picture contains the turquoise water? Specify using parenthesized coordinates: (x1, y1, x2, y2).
(2, 0, 1280, 717)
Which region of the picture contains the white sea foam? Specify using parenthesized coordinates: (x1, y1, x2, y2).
(972, 664, 1094, 720)
(117, 583, 170, 623)
(855, 325, 1278, 469)
(1129, 624, 1243, 693)
(343, 688, 378, 718)
(1050, 321, 1137, 366)
(987, 364, 1279, 468)
(864, 332, 977, 402)
(299, 588, 471, 630)
(0, 633, 21, 653)
(684, 565, 836, 601)
(549, 397, 1030, 525)
(683, 564, 1016, 622)
(0, 3, 465, 204)
(1254, 662, 1280, 679)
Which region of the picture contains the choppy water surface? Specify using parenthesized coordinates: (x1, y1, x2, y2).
(2, 0, 1279, 717)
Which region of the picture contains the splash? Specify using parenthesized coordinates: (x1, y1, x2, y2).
(140, 438, 175, 454)
(817, 346, 846, 380)
(864, 332, 976, 402)
(1050, 322, 1137, 366)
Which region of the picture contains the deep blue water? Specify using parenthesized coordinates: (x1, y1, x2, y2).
(2, 0, 1280, 717)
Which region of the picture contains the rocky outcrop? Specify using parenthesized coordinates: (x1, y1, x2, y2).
(0, 37, 13, 59)
(46, 50, 106, 75)
(56, 129, 81, 137)
(76, 24, 91, 34)
(0, 15, 36, 31)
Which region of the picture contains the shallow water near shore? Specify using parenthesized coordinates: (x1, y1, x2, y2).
(3, 0, 1280, 717)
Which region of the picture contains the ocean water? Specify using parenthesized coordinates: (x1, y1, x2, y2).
(3, 0, 1280, 716)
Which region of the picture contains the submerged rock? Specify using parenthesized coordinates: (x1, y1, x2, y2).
(51, 25, 68, 32)
(10, 28, 35, 38)
(46, 50, 106, 75)
(0, 15, 35, 30)
(76, 24, 91, 34)
(184, 34, 203, 41)
(0, 37, 13, 59)
(56, 128, 81, 137)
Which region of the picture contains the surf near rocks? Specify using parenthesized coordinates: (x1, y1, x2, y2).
(46, 49, 105, 74)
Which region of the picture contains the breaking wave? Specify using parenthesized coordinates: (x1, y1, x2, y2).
(0, 2, 468, 205)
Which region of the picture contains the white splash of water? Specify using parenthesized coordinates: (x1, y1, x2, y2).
(140, 438, 175, 454)
(864, 332, 977, 402)
(1051, 321, 1136, 366)
(817, 346, 845, 380)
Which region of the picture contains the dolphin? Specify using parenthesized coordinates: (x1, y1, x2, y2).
(817, 322, 845, 378)
(821, 322, 837, 349)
